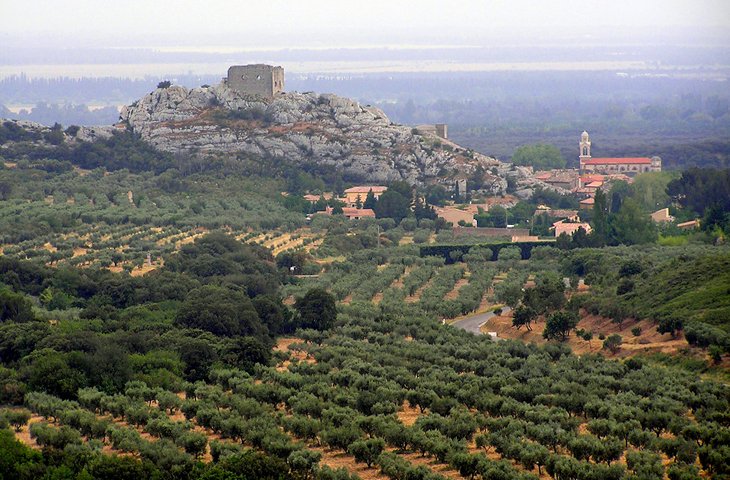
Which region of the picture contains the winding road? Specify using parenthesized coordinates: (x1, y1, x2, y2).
(451, 306, 512, 335)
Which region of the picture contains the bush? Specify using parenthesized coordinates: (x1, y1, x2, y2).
(631, 326, 642, 337)
(0, 409, 31, 432)
(603, 334, 623, 354)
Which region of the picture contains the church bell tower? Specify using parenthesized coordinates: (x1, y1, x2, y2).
(579, 131, 591, 170)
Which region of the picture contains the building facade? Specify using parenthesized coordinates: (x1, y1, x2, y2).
(343, 186, 387, 207)
(578, 131, 661, 174)
(227, 65, 285, 99)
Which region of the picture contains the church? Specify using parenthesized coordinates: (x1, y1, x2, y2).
(578, 131, 661, 174)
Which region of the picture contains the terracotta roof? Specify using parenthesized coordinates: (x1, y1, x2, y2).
(583, 157, 652, 165)
(341, 207, 375, 217)
(580, 197, 595, 204)
(554, 222, 592, 236)
(533, 208, 578, 219)
(677, 219, 700, 229)
(344, 186, 387, 194)
(586, 181, 604, 188)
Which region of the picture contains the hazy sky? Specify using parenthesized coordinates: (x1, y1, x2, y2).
(3, 0, 729, 48)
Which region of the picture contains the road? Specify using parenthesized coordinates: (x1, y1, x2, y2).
(451, 306, 512, 335)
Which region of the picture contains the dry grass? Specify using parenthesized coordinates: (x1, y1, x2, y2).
(392, 450, 465, 479)
(480, 310, 691, 357)
(274, 337, 315, 371)
(309, 446, 390, 480)
(396, 401, 422, 427)
(13, 414, 44, 450)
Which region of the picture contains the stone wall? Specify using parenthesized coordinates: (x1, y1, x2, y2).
(227, 65, 284, 99)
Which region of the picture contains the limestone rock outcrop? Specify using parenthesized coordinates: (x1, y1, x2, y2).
(120, 83, 506, 186)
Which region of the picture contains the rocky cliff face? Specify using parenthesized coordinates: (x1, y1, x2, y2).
(120, 83, 521, 191)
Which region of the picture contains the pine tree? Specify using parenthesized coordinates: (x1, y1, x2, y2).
(363, 189, 377, 209)
(592, 189, 609, 246)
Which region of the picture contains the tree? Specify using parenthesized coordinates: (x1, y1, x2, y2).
(0, 180, 12, 200)
(493, 279, 523, 309)
(157, 80, 172, 89)
(253, 295, 288, 335)
(0, 289, 34, 323)
(591, 189, 609, 245)
(176, 431, 207, 458)
(610, 198, 657, 245)
(288, 449, 322, 480)
(525, 271, 566, 314)
(413, 197, 436, 221)
(373, 190, 410, 222)
(25, 351, 87, 399)
(1, 409, 31, 432)
(88, 454, 159, 480)
(519, 443, 550, 475)
(320, 426, 360, 451)
(511, 144, 566, 170)
(512, 305, 537, 331)
(602, 334, 623, 354)
(657, 317, 683, 338)
(294, 289, 337, 331)
(363, 189, 377, 209)
(225, 336, 271, 372)
(175, 285, 265, 338)
(668, 167, 730, 217)
(348, 438, 385, 468)
(542, 311, 579, 341)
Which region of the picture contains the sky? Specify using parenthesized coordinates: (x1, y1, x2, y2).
(3, 0, 730, 48)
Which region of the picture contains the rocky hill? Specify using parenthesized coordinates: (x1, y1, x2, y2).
(1, 82, 558, 197)
(119, 82, 550, 195)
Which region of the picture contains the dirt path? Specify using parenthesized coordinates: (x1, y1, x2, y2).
(452, 307, 512, 335)
(396, 401, 422, 427)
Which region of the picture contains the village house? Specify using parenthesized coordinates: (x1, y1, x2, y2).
(579, 197, 595, 210)
(343, 186, 387, 207)
(534, 170, 580, 191)
(650, 208, 675, 223)
(552, 219, 593, 237)
(532, 206, 580, 222)
(303, 192, 337, 204)
(321, 206, 376, 220)
(677, 219, 701, 230)
(434, 205, 479, 226)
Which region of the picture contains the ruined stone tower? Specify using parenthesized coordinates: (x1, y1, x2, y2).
(226, 64, 284, 99)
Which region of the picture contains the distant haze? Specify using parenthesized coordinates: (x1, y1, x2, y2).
(3, 0, 730, 48)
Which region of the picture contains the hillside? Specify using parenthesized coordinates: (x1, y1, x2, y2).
(118, 83, 548, 194)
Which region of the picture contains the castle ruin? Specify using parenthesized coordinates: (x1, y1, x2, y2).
(226, 64, 284, 99)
